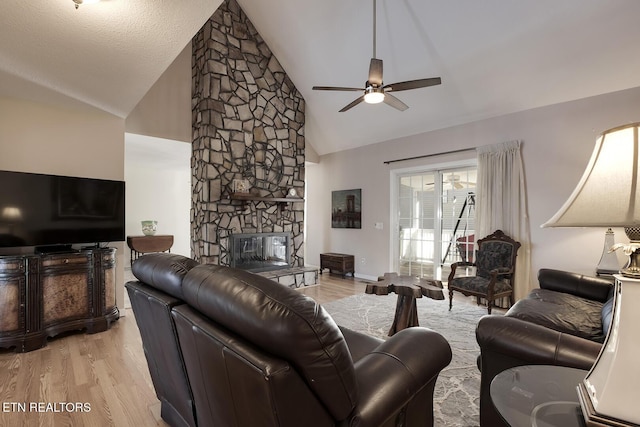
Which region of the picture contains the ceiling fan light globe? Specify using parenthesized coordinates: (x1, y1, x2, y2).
(364, 91, 385, 104)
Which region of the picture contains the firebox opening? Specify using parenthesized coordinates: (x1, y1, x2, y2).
(230, 232, 291, 272)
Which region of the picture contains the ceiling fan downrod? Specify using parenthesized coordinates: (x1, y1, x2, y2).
(373, 0, 377, 59)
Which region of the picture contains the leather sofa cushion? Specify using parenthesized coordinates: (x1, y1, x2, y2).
(131, 253, 200, 300)
(181, 264, 358, 421)
(506, 288, 606, 343)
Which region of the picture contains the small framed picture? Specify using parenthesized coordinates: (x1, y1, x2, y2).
(232, 179, 250, 194)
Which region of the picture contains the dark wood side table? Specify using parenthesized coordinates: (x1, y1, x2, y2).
(490, 365, 587, 427)
(320, 253, 355, 277)
(126, 235, 174, 266)
(365, 272, 444, 336)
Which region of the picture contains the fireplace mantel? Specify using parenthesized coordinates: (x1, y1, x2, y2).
(227, 193, 304, 211)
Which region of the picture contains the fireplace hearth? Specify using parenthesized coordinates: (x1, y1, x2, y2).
(230, 232, 291, 272)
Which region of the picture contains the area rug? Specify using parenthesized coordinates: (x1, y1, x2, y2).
(323, 293, 486, 427)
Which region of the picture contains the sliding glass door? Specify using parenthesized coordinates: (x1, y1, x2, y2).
(395, 167, 476, 279)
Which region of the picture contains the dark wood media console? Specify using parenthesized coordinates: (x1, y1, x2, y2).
(0, 247, 119, 353)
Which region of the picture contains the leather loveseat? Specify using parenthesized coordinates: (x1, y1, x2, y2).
(475, 268, 614, 427)
(126, 253, 453, 427)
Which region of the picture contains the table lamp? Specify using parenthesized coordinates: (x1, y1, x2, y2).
(542, 122, 640, 426)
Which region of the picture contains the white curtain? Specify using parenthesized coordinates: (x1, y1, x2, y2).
(476, 140, 532, 301)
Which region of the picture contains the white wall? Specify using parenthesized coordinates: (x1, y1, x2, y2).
(124, 134, 191, 264)
(306, 86, 639, 290)
(0, 96, 127, 311)
(123, 41, 192, 267)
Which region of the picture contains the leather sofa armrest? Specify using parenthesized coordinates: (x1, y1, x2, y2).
(538, 268, 613, 302)
(476, 315, 601, 370)
(350, 327, 452, 427)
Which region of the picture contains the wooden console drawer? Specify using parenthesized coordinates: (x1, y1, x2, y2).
(41, 253, 91, 268)
(0, 256, 28, 274)
(320, 253, 354, 277)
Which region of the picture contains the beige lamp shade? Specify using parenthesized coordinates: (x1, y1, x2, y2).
(542, 123, 640, 228)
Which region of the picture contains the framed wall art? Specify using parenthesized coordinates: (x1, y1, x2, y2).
(331, 188, 362, 229)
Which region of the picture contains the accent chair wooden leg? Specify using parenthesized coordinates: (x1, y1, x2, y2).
(448, 289, 453, 311)
(487, 301, 492, 314)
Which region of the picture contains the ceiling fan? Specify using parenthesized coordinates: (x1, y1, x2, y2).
(425, 174, 476, 190)
(312, 0, 441, 112)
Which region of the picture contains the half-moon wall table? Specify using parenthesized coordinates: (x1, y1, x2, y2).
(126, 235, 174, 266)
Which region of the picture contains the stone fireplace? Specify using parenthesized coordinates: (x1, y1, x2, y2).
(191, 0, 306, 269)
(230, 232, 290, 272)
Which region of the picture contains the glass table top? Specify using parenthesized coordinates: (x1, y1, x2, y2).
(490, 365, 588, 427)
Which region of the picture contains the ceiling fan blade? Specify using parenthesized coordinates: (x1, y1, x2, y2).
(383, 93, 408, 111)
(383, 77, 441, 92)
(368, 58, 383, 86)
(339, 95, 365, 112)
(313, 86, 364, 92)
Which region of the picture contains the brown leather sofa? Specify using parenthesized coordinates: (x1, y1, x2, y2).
(126, 253, 200, 427)
(475, 268, 614, 427)
(126, 253, 453, 427)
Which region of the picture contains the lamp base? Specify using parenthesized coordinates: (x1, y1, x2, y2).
(577, 275, 640, 426)
(597, 228, 620, 276)
(620, 228, 640, 278)
(620, 247, 640, 278)
(577, 383, 634, 427)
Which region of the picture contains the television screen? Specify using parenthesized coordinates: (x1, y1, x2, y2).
(0, 170, 125, 249)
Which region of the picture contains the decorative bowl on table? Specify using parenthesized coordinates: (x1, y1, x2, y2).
(141, 220, 158, 236)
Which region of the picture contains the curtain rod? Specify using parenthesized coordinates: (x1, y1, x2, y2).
(383, 147, 476, 165)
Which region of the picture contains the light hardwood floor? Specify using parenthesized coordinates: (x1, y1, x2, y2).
(0, 272, 484, 426)
(297, 272, 368, 303)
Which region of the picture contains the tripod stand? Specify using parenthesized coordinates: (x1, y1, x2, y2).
(441, 192, 475, 265)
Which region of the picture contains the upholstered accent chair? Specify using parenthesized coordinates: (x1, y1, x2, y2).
(447, 229, 521, 314)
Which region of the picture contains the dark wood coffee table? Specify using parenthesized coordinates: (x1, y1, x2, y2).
(365, 272, 444, 336)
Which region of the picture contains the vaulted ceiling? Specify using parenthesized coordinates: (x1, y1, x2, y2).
(3, 0, 640, 156)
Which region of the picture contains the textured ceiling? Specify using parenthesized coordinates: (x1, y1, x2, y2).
(2, 0, 640, 156)
(0, 0, 222, 116)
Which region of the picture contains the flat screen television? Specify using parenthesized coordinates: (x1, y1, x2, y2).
(0, 170, 125, 252)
